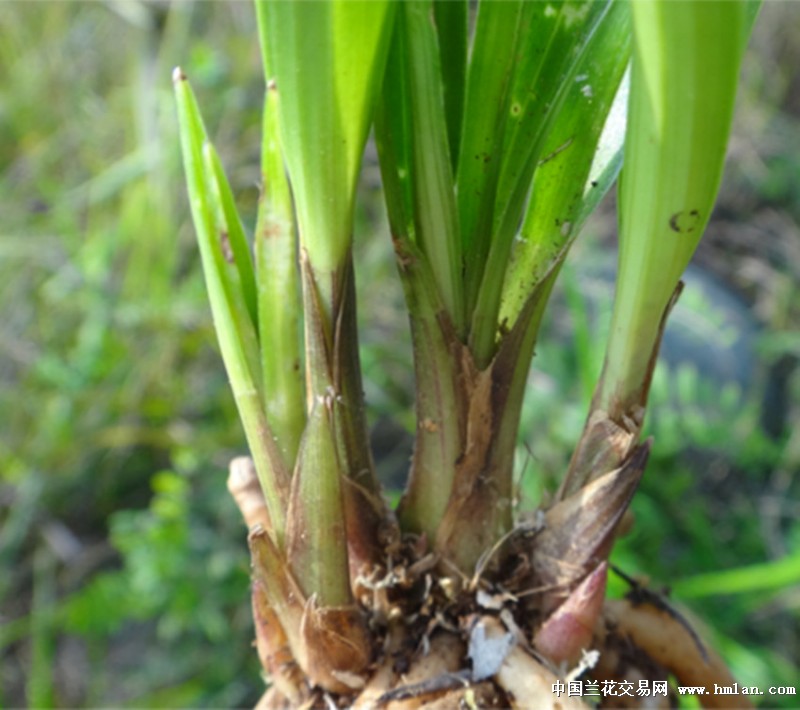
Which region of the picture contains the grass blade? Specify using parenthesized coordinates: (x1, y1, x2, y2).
(672, 553, 800, 598)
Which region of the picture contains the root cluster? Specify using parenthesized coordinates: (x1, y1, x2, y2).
(255, 531, 747, 709)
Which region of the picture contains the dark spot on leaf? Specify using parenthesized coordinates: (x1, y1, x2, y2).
(29, 198, 49, 214)
(220, 231, 234, 263)
(668, 209, 701, 234)
(262, 222, 282, 240)
(590, 180, 599, 188)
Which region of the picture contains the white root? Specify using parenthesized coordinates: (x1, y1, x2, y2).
(228, 456, 270, 530)
(603, 598, 753, 709)
(482, 617, 589, 710)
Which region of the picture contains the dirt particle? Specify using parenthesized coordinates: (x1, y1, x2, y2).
(422, 418, 439, 433)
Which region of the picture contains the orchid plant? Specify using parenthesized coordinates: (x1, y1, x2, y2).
(175, 1, 758, 706)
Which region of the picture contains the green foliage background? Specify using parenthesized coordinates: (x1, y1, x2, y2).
(1, 2, 798, 707)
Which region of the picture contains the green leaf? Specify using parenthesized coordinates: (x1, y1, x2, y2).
(498, 1, 631, 333)
(375, 17, 465, 539)
(672, 553, 800, 598)
(402, 0, 465, 334)
(375, 17, 414, 243)
(467, 0, 617, 364)
(433, 0, 467, 174)
(202, 142, 258, 333)
(456, 0, 524, 315)
(173, 69, 289, 542)
(596, 0, 754, 414)
(254, 82, 305, 470)
(494, 0, 611, 225)
(258, 0, 395, 274)
(391, 238, 463, 542)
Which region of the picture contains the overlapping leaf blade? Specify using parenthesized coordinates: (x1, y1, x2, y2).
(173, 71, 289, 541)
(499, 1, 632, 331)
(402, 0, 465, 334)
(433, 0, 467, 174)
(456, 0, 524, 316)
(254, 83, 305, 471)
(467, 0, 618, 364)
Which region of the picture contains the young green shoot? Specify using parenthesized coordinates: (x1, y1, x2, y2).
(173, 70, 290, 543)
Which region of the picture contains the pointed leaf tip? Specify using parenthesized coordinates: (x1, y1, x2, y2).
(173, 66, 186, 83)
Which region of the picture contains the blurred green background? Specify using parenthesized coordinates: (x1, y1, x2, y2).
(1, 2, 798, 707)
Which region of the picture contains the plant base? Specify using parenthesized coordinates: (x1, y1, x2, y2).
(229, 458, 750, 710)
